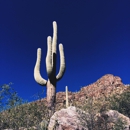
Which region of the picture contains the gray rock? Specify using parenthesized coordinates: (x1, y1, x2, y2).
(48, 106, 90, 130)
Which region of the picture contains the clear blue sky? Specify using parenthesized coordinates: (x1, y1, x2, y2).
(0, 1, 130, 102)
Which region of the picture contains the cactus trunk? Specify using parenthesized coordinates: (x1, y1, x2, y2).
(47, 79, 56, 117)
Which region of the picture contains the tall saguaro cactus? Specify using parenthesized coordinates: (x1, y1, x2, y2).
(34, 21, 65, 117)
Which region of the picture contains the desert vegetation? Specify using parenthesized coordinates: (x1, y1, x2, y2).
(0, 83, 129, 130)
(0, 83, 49, 129)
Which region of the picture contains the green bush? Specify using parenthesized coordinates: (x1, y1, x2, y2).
(109, 91, 130, 118)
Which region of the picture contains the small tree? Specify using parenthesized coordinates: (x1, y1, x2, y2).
(0, 83, 26, 111)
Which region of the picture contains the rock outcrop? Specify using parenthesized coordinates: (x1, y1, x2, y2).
(80, 74, 126, 98)
(48, 106, 89, 130)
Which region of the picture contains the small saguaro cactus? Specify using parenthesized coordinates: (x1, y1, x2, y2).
(34, 21, 65, 117)
(66, 86, 69, 108)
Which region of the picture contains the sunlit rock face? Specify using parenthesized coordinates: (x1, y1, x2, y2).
(48, 106, 89, 130)
(80, 74, 125, 98)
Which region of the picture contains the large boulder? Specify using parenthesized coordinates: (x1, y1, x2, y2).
(48, 106, 90, 130)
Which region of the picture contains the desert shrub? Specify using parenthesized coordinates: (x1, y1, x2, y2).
(113, 117, 126, 130)
(95, 114, 127, 130)
(109, 91, 130, 118)
(0, 83, 49, 129)
(0, 83, 26, 112)
(0, 99, 49, 129)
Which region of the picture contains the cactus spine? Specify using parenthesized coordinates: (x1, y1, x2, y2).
(66, 86, 69, 108)
(34, 21, 65, 117)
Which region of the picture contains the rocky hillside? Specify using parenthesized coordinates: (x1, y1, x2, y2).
(1, 74, 130, 130)
(35, 74, 130, 111)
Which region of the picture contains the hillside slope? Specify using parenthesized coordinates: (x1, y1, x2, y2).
(0, 74, 130, 129)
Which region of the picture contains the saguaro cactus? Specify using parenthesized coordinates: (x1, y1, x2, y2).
(66, 86, 69, 108)
(34, 21, 65, 117)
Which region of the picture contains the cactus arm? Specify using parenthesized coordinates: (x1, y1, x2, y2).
(34, 48, 47, 86)
(52, 21, 57, 54)
(46, 36, 53, 76)
(56, 44, 65, 80)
